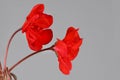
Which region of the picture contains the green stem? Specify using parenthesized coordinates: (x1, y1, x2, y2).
(9, 45, 54, 72)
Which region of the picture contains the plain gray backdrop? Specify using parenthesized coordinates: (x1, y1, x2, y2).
(0, 0, 119, 80)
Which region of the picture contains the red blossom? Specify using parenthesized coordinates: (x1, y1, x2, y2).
(22, 4, 53, 51)
(53, 27, 82, 75)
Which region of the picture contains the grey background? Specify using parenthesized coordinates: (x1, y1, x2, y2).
(0, 0, 119, 80)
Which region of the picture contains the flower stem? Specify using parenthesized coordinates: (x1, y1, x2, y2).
(9, 45, 54, 72)
(4, 28, 22, 70)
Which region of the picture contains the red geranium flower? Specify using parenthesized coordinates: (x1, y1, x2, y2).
(22, 4, 53, 51)
(53, 27, 82, 75)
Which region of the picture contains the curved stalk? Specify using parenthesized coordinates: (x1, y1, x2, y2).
(4, 28, 22, 70)
(9, 45, 54, 72)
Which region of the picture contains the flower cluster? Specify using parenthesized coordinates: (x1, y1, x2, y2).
(2, 3, 83, 80)
(21, 4, 83, 75)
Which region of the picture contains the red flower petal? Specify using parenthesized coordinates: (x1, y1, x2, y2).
(58, 56, 72, 75)
(27, 4, 44, 20)
(22, 14, 39, 33)
(63, 27, 79, 42)
(22, 4, 53, 32)
(53, 40, 67, 57)
(67, 39, 82, 60)
(25, 28, 42, 51)
(32, 13, 53, 29)
(63, 27, 83, 60)
(38, 29, 53, 45)
(67, 48, 79, 60)
(25, 28, 53, 51)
